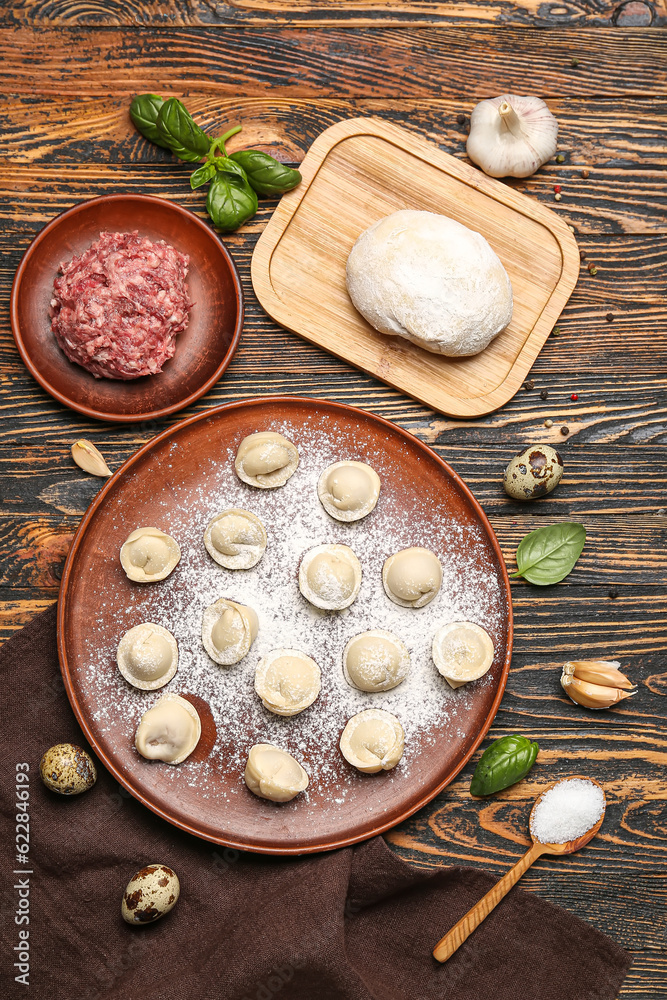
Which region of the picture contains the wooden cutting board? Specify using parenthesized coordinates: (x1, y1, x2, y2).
(251, 117, 580, 418)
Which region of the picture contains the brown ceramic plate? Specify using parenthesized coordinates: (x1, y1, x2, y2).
(10, 194, 243, 423)
(58, 397, 512, 854)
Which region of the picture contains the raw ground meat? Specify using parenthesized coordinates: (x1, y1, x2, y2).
(50, 231, 192, 380)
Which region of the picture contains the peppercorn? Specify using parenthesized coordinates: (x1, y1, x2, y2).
(554, 193, 562, 201)
(571, 58, 580, 67)
(608, 587, 619, 599)
(571, 393, 578, 401)
(560, 426, 569, 436)
(554, 185, 562, 194)
(456, 113, 466, 125)
(589, 266, 598, 276)
(556, 154, 565, 163)
(579, 250, 587, 261)
(523, 379, 535, 391)
(540, 389, 549, 400)
(606, 312, 614, 322)
(581, 169, 590, 179)
(551, 326, 561, 337)
(544, 419, 554, 428)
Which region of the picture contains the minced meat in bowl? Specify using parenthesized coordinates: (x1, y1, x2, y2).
(50, 231, 192, 380)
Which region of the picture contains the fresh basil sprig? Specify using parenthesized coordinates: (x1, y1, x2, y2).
(470, 734, 539, 797)
(129, 93, 302, 233)
(512, 522, 586, 586)
(229, 149, 302, 195)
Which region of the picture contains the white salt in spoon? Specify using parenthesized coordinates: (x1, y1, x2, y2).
(433, 775, 606, 963)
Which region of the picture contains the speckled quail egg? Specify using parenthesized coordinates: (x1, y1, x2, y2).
(39, 743, 97, 795)
(503, 445, 563, 500)
(121, 864, 180, 925)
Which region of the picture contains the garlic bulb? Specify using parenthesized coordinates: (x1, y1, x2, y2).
(467, 94, 558, 178)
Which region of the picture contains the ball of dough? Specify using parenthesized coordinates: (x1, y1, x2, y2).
(382, 547, 442, 608)
(255, 649, 321, 717)
(116, 622, 178, 690)
(299, 544, 362, 611)
(432, 621, 495, 689)
(204, 509, 267, 569)
(340, 709, 405, 774)
(234, 431, 299, 489)
(343, 630, 410, 692)
(317, 461, 381, 522)
(135, 694, 201, 765)
(244, 744, 309, 802)
(346, 210, 513, 357)
(202, 599, 258, 666)
(120, 527, 180, 583)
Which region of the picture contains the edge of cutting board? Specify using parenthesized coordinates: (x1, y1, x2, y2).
(252, 117, 580, 418)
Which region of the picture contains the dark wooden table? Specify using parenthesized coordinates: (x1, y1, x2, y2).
(1, 4, 666, 995)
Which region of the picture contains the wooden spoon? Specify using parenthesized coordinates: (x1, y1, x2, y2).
(432, 775, 606, 963)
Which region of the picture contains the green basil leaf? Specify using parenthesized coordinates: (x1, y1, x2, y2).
(513, 522, 586, 586)
(206, 170, 258, 233)
(470, 734, 539, 797)
(190, 162, 217, 190)
(156, 98, 211, 163)
(129, 93, 171, 148)
(229, 149, 302, 196)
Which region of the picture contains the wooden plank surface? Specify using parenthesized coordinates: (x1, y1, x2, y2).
(1, 21, 666, 998)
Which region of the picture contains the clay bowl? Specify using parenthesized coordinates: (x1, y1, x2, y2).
(10, 194, 243, 423)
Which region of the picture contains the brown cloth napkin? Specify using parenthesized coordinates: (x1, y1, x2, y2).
(1, 606, 630, 1000)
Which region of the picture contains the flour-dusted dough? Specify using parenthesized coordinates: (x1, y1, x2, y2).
(340, 709, 405, 773)
(382, 547, 442, 608)
(317, 461, 381, 523)
(234, 431, 299, 489)
(432, 621, 495, 689)
(135, 693, 201, 765)
(299, 544, 362, 611)
(120, 527, 181, 583)
(343, 629, 410, 693)
(116, 622, 178, 690)
(204, 508, 267, 570)
(202, 598, 258, 666)
(255, 648, 321, 717)
(346, 210, 513, 357)
(244, 744, 309, 802)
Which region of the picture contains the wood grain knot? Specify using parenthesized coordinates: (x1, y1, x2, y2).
(613, 1, 654, 25)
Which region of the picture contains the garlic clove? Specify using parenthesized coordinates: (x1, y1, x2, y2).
(71, 439, 112, 477)
(561, 672, 637, 710)
(467, 94, 558, 179)
(564, 659, 635, 691)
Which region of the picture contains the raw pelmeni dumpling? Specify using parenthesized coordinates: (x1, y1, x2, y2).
(234, 432, 299, 489)
(202, 598, 258, 666)
(116, 622, 178, 690)
(244, 744, 309, 802)
(343, 630, 409, 692)
(317, 461, 381, 522)
(346, 210, 513, 357)
(120, 527, 180, 583)
(255, 649, 321, 717)
(432, 621, 495, 688)
(340, 709, 405, 773)
(135, 694, 201, 765)
(299, 544, 362, 611)
(382, 547, 442, 608)
(204, 508, 267, 569)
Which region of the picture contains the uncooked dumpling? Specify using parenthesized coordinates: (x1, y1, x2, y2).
(255, 649, 321, 716)
(432, 621, 494, 688)
(204, 508, 267, 569)
(340, 709, 405, 774)
(317, 461, 381, 522)
(116, 622, 178, 690)
(135, 694, 201, 765)
(299, 544, 362, 611)
(244, 744, 309, 802)
(202, 598, 258, 666)
(120, 527, 180, 583)
(234, 431, 299, 489)
(343, 630, 409, 693)
(382, 547, 442, 608)
(346, 210, 513, 357)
